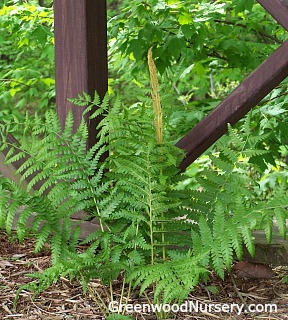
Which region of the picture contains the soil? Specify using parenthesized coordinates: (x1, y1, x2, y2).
(1, 230, 288, 320)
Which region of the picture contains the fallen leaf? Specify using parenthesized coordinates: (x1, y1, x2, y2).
(233, 261, 273, 279)
(0, 259, 14, 268)
(12, 253, 27, 258)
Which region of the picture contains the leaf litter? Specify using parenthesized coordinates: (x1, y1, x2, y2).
(0, 231, 288, 320)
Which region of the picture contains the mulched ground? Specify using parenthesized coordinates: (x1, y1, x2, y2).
(1, 230, 288, 320)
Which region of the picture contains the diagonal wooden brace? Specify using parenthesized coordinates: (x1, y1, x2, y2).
(176, 39, 288, 171)
(257, 0, 288, 31)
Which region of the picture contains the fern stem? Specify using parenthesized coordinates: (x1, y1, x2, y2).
(109, 280, 114, 306)
(87, 179, 110, 233)
(143, 290, 153, 306)
(125, 280, 132, 306)
(119, 278, 133, 315)
(144, 290, 164, 320)
(87, 282, 108, 317)
(148, 47, 163, 145)
(148, 47, 167, 262)
(161, 211, 166, 261)
(149, 197, 154, 265)
(95, 198, 104, 232)
(119, 278, 125, 314)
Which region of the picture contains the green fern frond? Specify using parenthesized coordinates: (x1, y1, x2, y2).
(274, 209, 287, 240)
(228, 225, 243, 260)
(34, 223, 51, 252)
(0, 86, 286, 312)
(209, 154, 234, 173)
(241, 225, 255, 256)
(5, 202, 22, 234)
(227, 124, 245, 150)
(217, 139, 238, 163)
(186, 121, 288, 277)
(246, 132, 271, 145)
(50, 231, 62, 264)
(128, 254, 208, 304)
(244, 149, 270, 157)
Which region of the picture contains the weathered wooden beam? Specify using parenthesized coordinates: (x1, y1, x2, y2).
(54, 0, 108, 149)
(176, 39, 288, 171)
(257, 0, 288, 31)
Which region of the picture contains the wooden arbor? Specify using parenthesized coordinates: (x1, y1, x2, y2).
(53, 0, 288, 172)
(1, 0, 288, 181)
(0, 0, 288, 263)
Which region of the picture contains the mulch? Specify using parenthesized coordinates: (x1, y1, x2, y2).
(1, 230, 288, 320)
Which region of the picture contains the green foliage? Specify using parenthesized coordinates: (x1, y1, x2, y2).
(107, 0, 288, 160)
(0, 92, 208, 311)
(108, 0, 286, 105)
(0, 94, 112, 264)
(128, 253, 208, 303)
(0, 1, 54, 125)
(1, 0, 288, 317)
(189, 122, 288, 279)
(1, 92, 287, 317)
(2, 0, 287, 142)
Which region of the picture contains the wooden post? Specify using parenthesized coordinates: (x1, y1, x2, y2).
(54, 0, 108, 149)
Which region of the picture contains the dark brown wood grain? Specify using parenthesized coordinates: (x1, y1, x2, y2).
(257, 0, 288, 31)
(54, 0, 108, 149)
(176, 39, 288, 171)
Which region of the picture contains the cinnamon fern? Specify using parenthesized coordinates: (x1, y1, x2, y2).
(0, 75, 287, 315)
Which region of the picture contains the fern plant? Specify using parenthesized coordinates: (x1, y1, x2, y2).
(0, 50, 210, 318)
(0, 93, 197, 309)
(0, 50, 287, 320)
(0, 94, 117, 265)
(189, 122, 288, 279)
